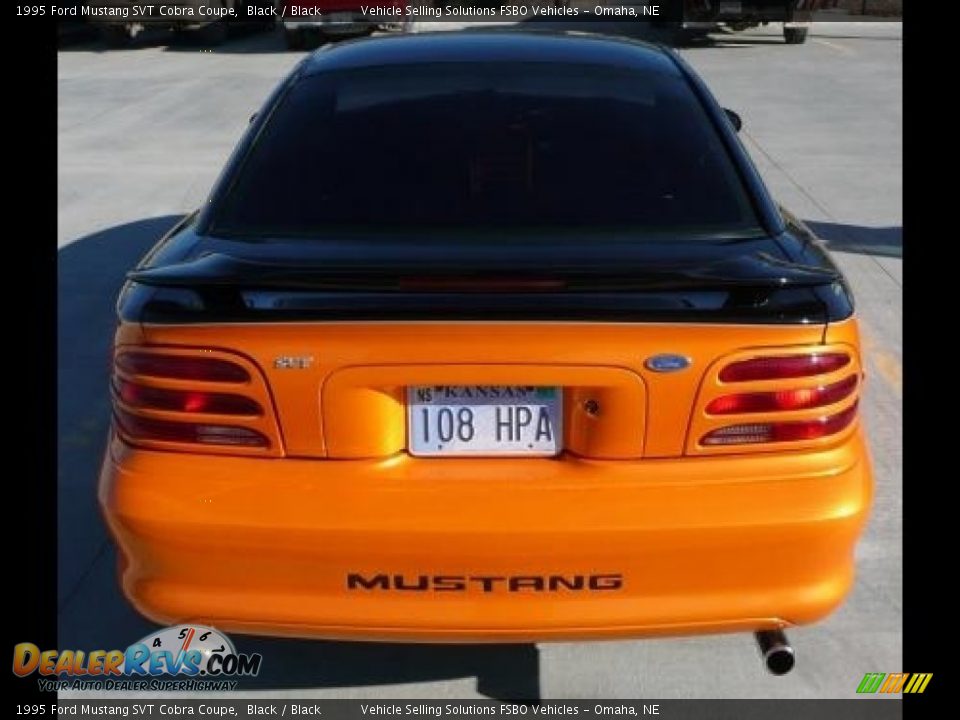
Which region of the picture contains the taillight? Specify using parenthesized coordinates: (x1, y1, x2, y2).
(719, 353, 850, 382)
(111, 349, 281, 455)
(691, 347, 862, 452)
(706, 375, 858, 415)
(702, 402, 858, 446)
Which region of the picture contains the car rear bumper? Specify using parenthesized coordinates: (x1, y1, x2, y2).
(99, 429, 872, 642)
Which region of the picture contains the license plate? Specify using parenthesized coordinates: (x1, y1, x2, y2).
(407, 386, 563, 457)
(326, 12, 355, 23)
(719, 1, 743, 14)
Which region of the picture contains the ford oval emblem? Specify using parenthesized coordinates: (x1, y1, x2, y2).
(645, 354, 691, 373)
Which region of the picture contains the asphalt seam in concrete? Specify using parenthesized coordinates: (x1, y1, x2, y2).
(740, 131, 901, 289)
(58, 537, 111, 614)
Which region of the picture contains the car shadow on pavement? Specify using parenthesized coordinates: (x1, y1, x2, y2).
(58, 215, 185, 614)
(237, 637, 541, 699)
(805, 221, 902, 259)
(58, 215, 541, 701)
(676, 32, 791, 49)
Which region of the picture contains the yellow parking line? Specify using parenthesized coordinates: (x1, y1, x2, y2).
(813, 38, 856, 57)
(860, 326, 901, 398)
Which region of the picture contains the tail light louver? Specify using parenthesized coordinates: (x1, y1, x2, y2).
(114, 410, 271, 448)
(718, 353, 850, 382)
(115, 380, 263, 416)
(111, 349, 281, 455)
(116, 352, 251, 382)
(701, 402, 859, 446)
(692, 348, 861, 452)
(705, 374, 858, 415)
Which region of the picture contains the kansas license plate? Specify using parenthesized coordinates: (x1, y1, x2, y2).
(407, 386, 563, 457)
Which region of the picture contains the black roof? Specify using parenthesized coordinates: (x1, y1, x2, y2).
(301, 30, 681, 76)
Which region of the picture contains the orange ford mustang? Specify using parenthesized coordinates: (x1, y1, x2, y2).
(99, 31, 872, 674)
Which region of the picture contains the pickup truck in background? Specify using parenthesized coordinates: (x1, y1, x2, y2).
(276, 1, 407, 48)
(682, 0, 822, 44)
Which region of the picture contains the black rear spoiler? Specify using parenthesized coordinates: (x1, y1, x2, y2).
(129, 252, 839, 293)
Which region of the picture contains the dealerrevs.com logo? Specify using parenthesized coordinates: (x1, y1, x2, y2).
(13, 625, 263, 692)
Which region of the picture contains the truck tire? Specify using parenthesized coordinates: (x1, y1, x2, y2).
(784, 27, 808, 44)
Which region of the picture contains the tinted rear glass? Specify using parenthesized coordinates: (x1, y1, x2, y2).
(212, 62, 761, 236)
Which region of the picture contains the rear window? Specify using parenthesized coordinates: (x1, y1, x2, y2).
(212, 62, 761, 236)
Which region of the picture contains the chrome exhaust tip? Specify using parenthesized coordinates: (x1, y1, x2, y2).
(755, 630, 795, 675)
